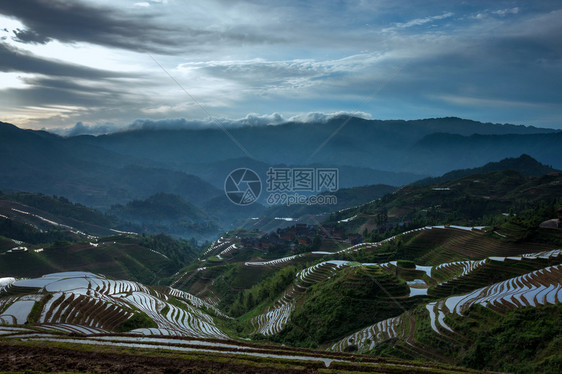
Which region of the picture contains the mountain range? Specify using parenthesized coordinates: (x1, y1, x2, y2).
(1, 117, 561, 240)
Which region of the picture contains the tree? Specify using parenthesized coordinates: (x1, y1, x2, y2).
(311, 235, 321, 249)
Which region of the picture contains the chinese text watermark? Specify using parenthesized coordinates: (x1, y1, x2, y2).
(224, 167, 339, 206)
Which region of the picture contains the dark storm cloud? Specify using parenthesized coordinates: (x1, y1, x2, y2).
(0, 0, 181, 53)
(0, 42, 121, 78)
(13, 28, 51, 44)
(0, 0, 280, 54)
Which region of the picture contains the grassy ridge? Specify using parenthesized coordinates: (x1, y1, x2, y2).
(375, 303, 562, 374)
(0, 235, 197, 285)
(273, 265, 411, 348)
(339, 227, 559, 267)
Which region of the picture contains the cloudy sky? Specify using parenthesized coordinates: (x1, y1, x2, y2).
(1, 0, 561, 132)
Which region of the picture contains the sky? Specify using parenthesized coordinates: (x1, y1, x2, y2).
(1, 0, 561, 133)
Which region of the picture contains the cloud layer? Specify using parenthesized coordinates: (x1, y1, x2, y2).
(0, 0, 561, 130)
(49, 111, 373, 136)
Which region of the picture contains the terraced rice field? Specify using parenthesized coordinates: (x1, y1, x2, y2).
(0, 327, 346, 368)
(332, 262, 562, 353)
(426, 265, 562, 336)
(201, 238, 232, 258)
(0, 272, 229, 340)
(249, 257, 437, 336)
(429, 249, 562, 298)
(0, 298, 37, 325)
(250, 261, 351, 336)
(244, 252, 337, 268)
(125, 292, 228, 338)
(330, 315, 405, 352)
(245, 254, 303, 267)
(297, 260, 349, 285)
(433, 259, 487, 283)
(335, 225, 484, 257)
(407, 279, 429, 297)
(166, 287, 228, 318)
(0, 277, 15, 293)
(251, 291, 294, 336)
(247, 226, 541, 315)
(407, 227, 557, 265)
(246, 227, 560, 342)
(440, 264, 562, 317)
(218, 243, 237, 258)
(38, 323, 108, 335)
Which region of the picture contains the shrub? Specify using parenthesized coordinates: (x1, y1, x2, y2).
(114, 312, 157, 332)
(397, 260, 416, 269)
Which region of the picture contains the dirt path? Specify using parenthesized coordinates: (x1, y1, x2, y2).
(0, 342, 318, 373)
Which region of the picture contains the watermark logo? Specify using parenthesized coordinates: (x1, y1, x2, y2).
(225, 167, 339, 206)
(265, 167, 339, 206)
(224, 168, 262, 206)
(266, 167, 339, 193)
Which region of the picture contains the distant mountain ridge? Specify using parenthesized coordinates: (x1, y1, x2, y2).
(414, 154, 560, 186)
(69, 116, 561, 175)
(74, 116, 557, 165)
(0, 121, 222, 210)
(408, 131, 562, 174)
(2, 117, 561, 239)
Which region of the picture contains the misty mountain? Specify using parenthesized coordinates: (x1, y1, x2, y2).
(0, 121, 221, 209)
(414, 154, 560, 187)
(109, 193, 221, 240)
(72, 116, 560, 176)
(109, 193, 208, 223)
(406, 132, 562, 175)
(178, 158, 423, 190)
(263, 184, 398, 218)
(202, 194, 267, 230)
(1, 117, 561, 240)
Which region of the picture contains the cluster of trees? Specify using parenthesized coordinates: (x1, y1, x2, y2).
(109, 193, 204, 223)
(109, 193, 221, 240)
(229, 266, 298, 317)
(458, 304, 562, 373)
(140, 234, 200, 266)
(0, 218, 75, 245)
(115, 311, 157, 332)
(507, 199, 561, 228)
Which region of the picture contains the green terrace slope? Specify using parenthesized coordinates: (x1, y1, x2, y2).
(0, 234, 200, 285)
(271, 264, 411, 348)
(336, 225, 559, 266)
(0, 224, 559, 372)
(329, 168, 562, 233)
(331, 265, 562, 373)
(0, 191, 203, 285)
(166, 221, 562, 371)
(0, 192, 116, 240)
(0, 272, 479, 374)
(0, 334, 478, 373)
(1, 161, 560, 372)
(177, 224, 560, 314)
